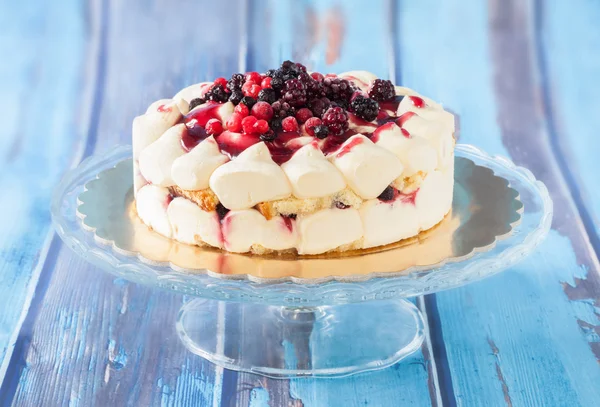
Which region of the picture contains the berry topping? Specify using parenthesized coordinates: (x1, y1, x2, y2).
(377, 186, 395, 202)
(282, 78, 307, 107)
(227, 113, 243, 132)
(216, 203, 230, 220)
(251, 101, 274, 121)
(368, 79, 395, 101)
(409, 96, 426, 108)
(214, 77, 228, 88)
(314, 125, 329, 139)
(228, 90, 244, 105)
(227, 73, 245, 91)
(242, 81, 261, 98)
(322, 106, 349, 136)
(270, 77, 284, 91)
(261, 77, 272, 88)
(323, 77, 355, 106)
(234, 103, 250, 117)
(189, 98, 205, 111)
(270, 117, 283, 132)
(295, 107, 313, 123)
(255, 119, 269, 134)
(206, 84, 229, 102)
(240, 96, 256, 109)
(257, 88, 277, 104)
(311, 72, 325, 82)
(260, 129, 277, 142)
(205, 118, 224, 136)
(282, 116, 299, 132)
(242, 115, 258, 134)
(271, 100, 295, 118)
(349, 95, 379, 122)
(304, 117, 322, 136)
(245, 71, 262, 84)
(308, 97, 331, 118)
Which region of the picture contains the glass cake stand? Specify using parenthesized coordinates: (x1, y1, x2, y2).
(51, 144, 552, 378)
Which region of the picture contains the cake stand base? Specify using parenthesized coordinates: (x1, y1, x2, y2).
(176, 298, 425, 378)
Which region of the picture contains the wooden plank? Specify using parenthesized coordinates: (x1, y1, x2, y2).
(396, 0, 600, 405)
(8, 0, 246, 405)
(0, 0, 89, 385)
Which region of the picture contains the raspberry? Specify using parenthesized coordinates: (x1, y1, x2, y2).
(228, 90, 243, 105)
(227, 73, 245, 91)
(282, 116, 299, 132)
(322, 107, 348, 136)
(189, 98, 205, 111)
(282, 79, 307, 107)
(205, 118, 224, 136)
(242, 81, 261, 98)
(261, 77, 272, 88)
(251, 101, 274, 121)
(260, 129, 277, 142)
(314, 125, 329, 139)
(240, 96, 256, 109)
(304, 117, 322, 136)
(242, 115, 258, 134)
(227, 113, 243, 132)
(214, 77, 228, 88)
(257, 88, 277, 104)
(234, 103, 249, 117)
(323, 77, 354, 105)
(271, 100, 295, 118)
(368, 79, 395, 101)
(295, 108, 313, 123)
(349, 95, 379, 122)
(245, 72, 262, 83)
(308, 97, 331, 118)
(254, 119, 269, 134)
(377, 186, 395, 201)
(206, 84, 229, 102)
(311, 72, 324, 82)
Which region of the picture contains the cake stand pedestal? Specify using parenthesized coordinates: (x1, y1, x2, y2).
(52, 144, 552, 378)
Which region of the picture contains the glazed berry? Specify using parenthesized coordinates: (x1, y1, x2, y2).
(377, 186, 395, 202)
(271, 100, 295, 118)
(282, 78, 307, 107)
(227, 113, 243, 132)
(245, 71, 262, 83)
(242, 81, 261, 98)
(240, 96, 256, 109)
(282, 116, 299, 132)
(294, 62, 307, 73)
(304, 117, 322, 136)
(228, 90, 244, 105)
(322, 106, 349, 136)
(205, 118, 224, 136)
(216, 203, 230, 220)
(350, 95, 379, 122)
(368, 79, 395, 101)
(227, 73, 245, 91)
(270, 117, 283, 132)
(323, 77, 354, 104)
(295, 107, 313, 123)
(308, 97, 331, 118)
(242, 115, 258, 134)
(189, 98, 205, 110)
(254, 119, 269, 134)
(310, 72, 324, 82)
(206, 84, 229, 102)
(214, 77, 228, 88)
(257, 88, 277, 104)
(260, 129, 277, 142)
(261, 77, 272, 89)
(270, 77, 284, 91)
(314, 125, 329, 139)
(265, 69, 277, 78)
(251, 101, 274, 121)
(234, 103, 250, 117)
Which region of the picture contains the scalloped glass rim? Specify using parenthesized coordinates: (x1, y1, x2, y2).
(52, 144, 552, 306)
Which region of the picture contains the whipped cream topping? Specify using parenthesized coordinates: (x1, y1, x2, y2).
(328, 134, 404, 199)
(296, 208, 363, 255)
(338, 71, 378, 92)
(172, 136, 229, 191)
(133, 99, 183, 160)
(209, 142, 292, 210)
(167, 197, 223, 248)
(139, 123, 187, 187)
(222, 210, 298, 253)
(281, 143, 346, 198)
(136, 185, 173, 238)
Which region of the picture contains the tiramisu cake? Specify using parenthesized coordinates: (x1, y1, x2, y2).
(133, 61, 455, 255)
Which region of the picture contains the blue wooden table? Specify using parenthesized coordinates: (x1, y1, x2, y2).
(1, 0, 599, 405)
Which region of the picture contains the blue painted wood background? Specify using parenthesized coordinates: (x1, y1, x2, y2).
(0, 0, 599, 405)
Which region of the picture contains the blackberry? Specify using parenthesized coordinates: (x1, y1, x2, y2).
(271, 100, 295, 118)
(260, 129, 277, 142)
(270, 117, 283, 131)
(240, 96, 256, 109)
(308, 97, 331, 118)
(293, 62, 307, 73)
(189, 98, 205, 110)
(258, 88, 277, 104)
(368, 79, 395, 101)
(228, 90, 244, 105)
(227, 73, 245, 92)
(270, 77, 284, 91)
(304, 75, 326, 100)
(265, 69, 277, 78)
(282, 79, 307, 107)
(314, 125, 329, 139)
(205, 84, 229, 102)
(216, 203, 230, 220)
(323, 77, 354, 104)
(377, 186, 395, 202)
(350, 95, 379, 122)
(332, 99, 349, 110)
(322, 106, 349, 136)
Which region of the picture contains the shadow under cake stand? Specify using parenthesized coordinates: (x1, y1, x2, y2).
(51, 144, 552, 378)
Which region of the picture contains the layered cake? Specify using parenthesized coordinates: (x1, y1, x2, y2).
(133, 61, 455, 255)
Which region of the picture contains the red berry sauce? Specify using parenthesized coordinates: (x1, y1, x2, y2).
(183, 102, 222, 127)
(408, 96, 425, 108)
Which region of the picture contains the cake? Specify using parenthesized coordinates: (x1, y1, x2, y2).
(133, 61, 455, 256)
